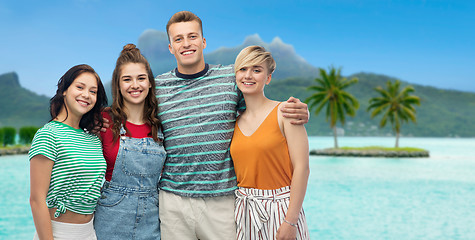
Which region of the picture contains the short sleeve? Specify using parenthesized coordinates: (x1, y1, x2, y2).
(28, 127, 57, 162)
(236, 87, 246, 113)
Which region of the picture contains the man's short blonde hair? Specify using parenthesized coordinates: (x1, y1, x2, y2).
(234, 45, 276, 75)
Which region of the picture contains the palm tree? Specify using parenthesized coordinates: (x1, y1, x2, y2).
(305, 67, 359, 148)
(367, 80, 421, 148)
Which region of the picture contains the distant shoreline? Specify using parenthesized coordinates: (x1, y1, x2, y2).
(310, 148, 429, 158)
(3, 145, 430, 158)
(0, 146, 30, 156)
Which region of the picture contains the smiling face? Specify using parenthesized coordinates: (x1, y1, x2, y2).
(119, 62, 151, 108)
(235, 63, 272, 95)
(62, 72, 98, 120)
(168, 20, 207, 74)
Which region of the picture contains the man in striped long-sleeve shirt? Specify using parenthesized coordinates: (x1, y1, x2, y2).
(156, 11, 309, 240)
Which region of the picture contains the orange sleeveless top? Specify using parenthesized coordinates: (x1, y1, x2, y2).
(230, 104, 293, 190)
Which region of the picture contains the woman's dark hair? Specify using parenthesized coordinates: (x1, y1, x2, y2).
(111, 43, 161, 142)
(50, 64, 108, 132)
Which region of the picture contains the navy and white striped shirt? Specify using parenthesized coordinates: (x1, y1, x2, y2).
(155, 64, 243, 197)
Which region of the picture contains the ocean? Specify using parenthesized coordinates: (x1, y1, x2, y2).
(1, 137, 474, 239)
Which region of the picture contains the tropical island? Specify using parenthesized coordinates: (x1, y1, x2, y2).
(303, 67, 429, 158)
(3, 34, 475, 157)
(0, 68, 430, 158)
(310, 147, 429, 158)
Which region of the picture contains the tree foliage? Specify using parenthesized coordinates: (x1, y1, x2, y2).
(0, 128, 4, 146)
(367, 80, 421, 147)
(305, 67, 359, 147)
(1, 127, 16, 147)
(19, 126, 39, 145)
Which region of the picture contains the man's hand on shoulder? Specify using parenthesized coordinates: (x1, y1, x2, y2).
(280, 97, 309, 125)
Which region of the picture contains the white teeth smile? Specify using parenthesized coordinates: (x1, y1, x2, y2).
(182, 51, 194, 55)
(77, 100, 89, 107)
(243, 82, 255, 85)
(130, 91, 141, 96)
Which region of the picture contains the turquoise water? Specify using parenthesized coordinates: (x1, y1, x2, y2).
(1, 137, 474, 239)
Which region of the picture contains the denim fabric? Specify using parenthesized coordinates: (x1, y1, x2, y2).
(94, 126, 166, 240)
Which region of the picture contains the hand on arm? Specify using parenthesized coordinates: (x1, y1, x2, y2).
(30, 155, 54, 240)
(276, 112, 310, 240)
(100, 107, 111, 133)
(90, 107, 111, 137)
(281, 97, 309, 125)
(101, 118, 110, 133)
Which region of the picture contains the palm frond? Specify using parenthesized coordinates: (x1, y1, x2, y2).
(368, 80, 420, 138)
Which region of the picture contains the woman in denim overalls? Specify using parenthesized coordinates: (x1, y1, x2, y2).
(94, 44, 166, 239)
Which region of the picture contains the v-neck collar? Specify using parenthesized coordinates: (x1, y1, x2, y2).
(237, 103, 280, 137)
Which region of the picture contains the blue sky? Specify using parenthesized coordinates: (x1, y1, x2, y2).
(1, 0, 474, 96)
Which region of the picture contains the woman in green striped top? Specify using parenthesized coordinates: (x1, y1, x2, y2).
(29, 64, 108, 240)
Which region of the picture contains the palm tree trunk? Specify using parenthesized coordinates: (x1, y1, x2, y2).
(333, 126, 339, 148)
(395, 131, 400, 148)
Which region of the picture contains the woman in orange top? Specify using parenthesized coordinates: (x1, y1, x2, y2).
(230, 45, 310, 240)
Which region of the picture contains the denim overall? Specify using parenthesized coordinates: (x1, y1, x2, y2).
(94, 125, 166, 240)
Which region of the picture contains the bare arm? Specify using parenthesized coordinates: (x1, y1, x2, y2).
(280, 97, 309, 125)
(276, 107, 310, 240)
(30, 155, 54, 240)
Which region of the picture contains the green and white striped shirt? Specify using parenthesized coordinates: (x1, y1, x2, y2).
(29, 121, 106, 217)
(156, 64, 244, 197)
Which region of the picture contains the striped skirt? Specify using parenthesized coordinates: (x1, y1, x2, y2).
(234, 186, 309, 240)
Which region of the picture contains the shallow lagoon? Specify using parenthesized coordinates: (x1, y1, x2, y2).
(1, 137, 474, 239)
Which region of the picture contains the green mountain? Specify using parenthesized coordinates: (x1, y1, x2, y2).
(2, 68, 474, 137)
(138, 29, 178, 77)
(0, 72, 50, 128)
(204, 34, 319, 80)
(138, 31, 318, 79)
(266, 72, 475, 137)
